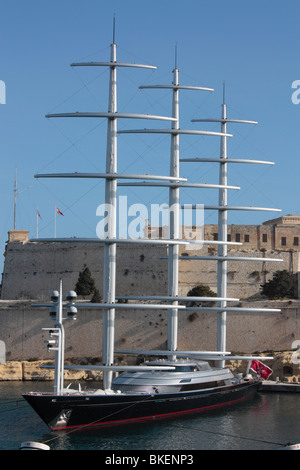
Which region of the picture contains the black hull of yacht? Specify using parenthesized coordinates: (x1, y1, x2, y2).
(22, 380, 260, 431)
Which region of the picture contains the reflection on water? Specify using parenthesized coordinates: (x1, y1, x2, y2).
(1, 381, 300, 450)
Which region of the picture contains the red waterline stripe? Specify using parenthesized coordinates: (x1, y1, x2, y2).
(51, 395, 247, 431)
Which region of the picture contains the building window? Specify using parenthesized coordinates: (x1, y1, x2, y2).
(244, 234, 250, 243)
(294, 237, 299, 246)
(281, 237, 286, 246)
(262, 234, 267, 243)
(235, 233, 240, 242)
(213, 232, 218, 241)
(227, 234, 231, 241)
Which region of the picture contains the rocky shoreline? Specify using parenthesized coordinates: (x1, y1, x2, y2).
(0, 351, 299, 382)
(0, 360, 103, 382)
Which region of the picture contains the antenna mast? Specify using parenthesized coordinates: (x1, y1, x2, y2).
(13, 166, 32, 230)
(112, 15, 116, 44)
(13, 167, 17, 230)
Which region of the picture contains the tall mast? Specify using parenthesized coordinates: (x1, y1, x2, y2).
(217, 84, 228, 366)
(168, 55, 180, 353)
(102, 37, 118, 389)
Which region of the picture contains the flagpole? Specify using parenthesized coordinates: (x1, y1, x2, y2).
(54, 206, 56, 238)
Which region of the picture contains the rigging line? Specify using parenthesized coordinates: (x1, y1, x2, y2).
(180, 126, 222, 158)
(35, 179, 102, 236)
(138, 67, 163, 88)
(116, 44, 157, 71)
(226, 103, 258, 127)
(0, 375, 59, 417)
(0, 403, 28, 415)
(17, 193, 36, 229)
(229, 167, 279, 210)
(70, 66, 108, 109)
(226, 120, 257, 150)
(118, 128, 170, 176)
(225, 103, 273, 160)
(118, 126, 172, 204)
(184, 90, 215, 124)
(58, 186, 103, 235)
(47, 44, 110, 114)
(179, 68, 215, 87)
(118, 87, 141, 114)
(171, 422, 287, 448)
(179, 154, 219, 183)
(42, 394, 154, 446)
(0, 398, 25, 406)
(229, 162, 278, 209)
(116, 67, 157, 113)
(119, 184, 171, 224)
(46, 68, 107, 115)
(229, 162, 272, 191)
(37, 118, 105, 173)
(71, 44, 110, 63)
(137, 87, 172, 118)
(47, 118, 105, 171)
(119, 134, 169, 173)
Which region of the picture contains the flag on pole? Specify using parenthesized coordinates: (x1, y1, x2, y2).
(250, 360, 273, 379)
(56, 207, 64, 216)
(36, 208, 42, 239)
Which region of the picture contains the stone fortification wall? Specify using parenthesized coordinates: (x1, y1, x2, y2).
(2, 214, 300, 304)
(1, 299, 300, 362)
(178, 244, 298, 298)
(1, 240, 167, 300)
(2, 238, 300, 301)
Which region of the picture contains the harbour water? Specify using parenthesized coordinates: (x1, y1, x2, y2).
(1, 381, 300, 451)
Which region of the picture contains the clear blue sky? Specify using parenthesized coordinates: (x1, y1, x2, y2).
(0, 0, 299, 273)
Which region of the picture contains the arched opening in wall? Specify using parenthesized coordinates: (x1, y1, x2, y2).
(283, 365, 293, 376)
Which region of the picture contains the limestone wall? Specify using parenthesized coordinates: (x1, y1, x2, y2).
(178, 245, 297, 298)
(2, 238, 299, 301)
(2, 224, 300, 380)
(1, 241, 167, 300)
(1, 299, 300, 362)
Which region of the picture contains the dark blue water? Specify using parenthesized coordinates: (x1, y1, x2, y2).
(1, 381, 300, 450)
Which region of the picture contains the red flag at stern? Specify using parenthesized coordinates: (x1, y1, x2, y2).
(250, 360, 272, 379)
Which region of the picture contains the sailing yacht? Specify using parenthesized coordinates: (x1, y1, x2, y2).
(22, 25, 280, 431)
